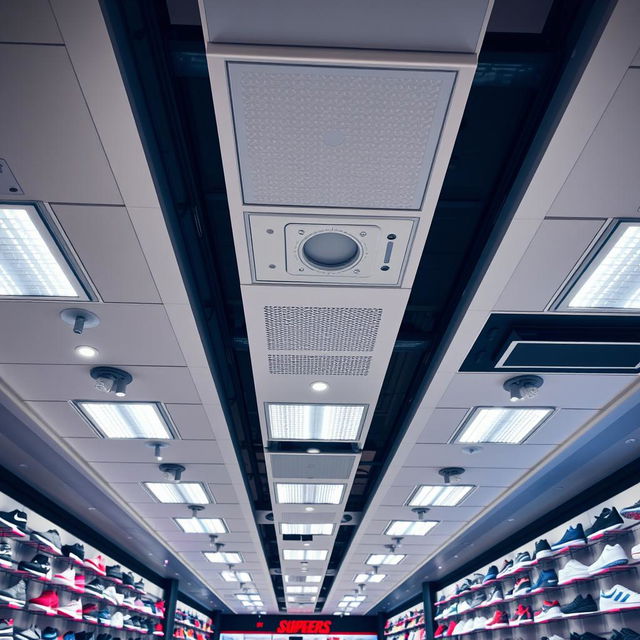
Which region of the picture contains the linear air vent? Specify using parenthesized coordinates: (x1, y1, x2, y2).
(270, 454, 356, 480)
(268, 354, 372, 376)
(264, 306, 382, 352)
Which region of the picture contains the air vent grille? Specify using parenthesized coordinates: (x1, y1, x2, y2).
(270, 454, 355, 480)
(268, 354, 372, 376)
(264, 306, 382, 352)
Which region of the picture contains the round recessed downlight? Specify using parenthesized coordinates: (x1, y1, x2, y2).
(306, 447, 321, 454)
(301, 232, 361, 271)
(304, 506, 315, 512)
(310, 381, 329, 392)
(75, 345, 98, 359)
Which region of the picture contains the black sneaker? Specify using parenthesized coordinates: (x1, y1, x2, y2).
(42, 628, 59, 640)
(0, 542, 12, 568)
(15, 629, 41, 640)
(106, 565, 123, 583)
(512, 550, 533, 570)
(76, 632, 95, 640)
(86, 579, 105, 598)
(533, 538, 553, 560)
(62, 543, 85, 564)
(579, 634, 607, 640)
(619, 629, 640, 640)
(96, 634, 112, 640)
(621, 500, 640, 520)
(0, 619, 13, 637)
(585, 507, 624, 539)
(551, 523, 587, 550)
(18, 553, 50, 578)
(456, 579, 472, 594)
(134, 580, 145, 593)
(122, 572, 135, 589)
(496, 558, 514, 577)
(29, 530, 62, 555)
(560, 593, 597, 616)
(0, 579, 27, 607)
(0, 510, 28, 535)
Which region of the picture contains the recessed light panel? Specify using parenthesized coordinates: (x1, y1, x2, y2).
(562, 222, 640, 310)
(354, 573, 386, 584)
(283, 549, 328, 561)
(0, 205, 83, 298)
(76, 402, 174, 439)
(455, 407, 553, 444)
(285, 575, 322, 583)
(174, 518, 227, 534)
(221, 571, 252, 582)
(267, 403, 365, 441)
(275, 483, 345, 504)
(285, 586, 318, 594)
(280, 523, 334, 535)
(365, 554, 405, 565)
(384, 520, 438, 536)
(204, 551, 243, 564)
(407, 484, 474, 507)
(144, 482, 210, 504)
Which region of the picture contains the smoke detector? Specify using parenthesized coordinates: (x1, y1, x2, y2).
(246, 213, 416, 286)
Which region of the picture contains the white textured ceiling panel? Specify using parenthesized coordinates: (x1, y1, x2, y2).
(0, 0, 63, 44)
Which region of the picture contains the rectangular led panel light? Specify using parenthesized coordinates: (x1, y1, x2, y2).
(354, 573, 386, 584)
(366, 554, 405, 565)
(454, 407, 553, 444)
(144, 482, 211, 504)
(0, 205, 84, 298)
(283, 549, 328, 561)
(285, 586, 319, 594)
(407, 484, 474, 507)
(76, 402, 175, 439)
(285, 575, 322, 583)
(275, 483, 345, 504)
(204, 551, 243, 564)
(267, 403, 366, 441)
(384, 520, 438, 536)
(280, 523, 334, 535)
(221, 571, 252, 583)
(174, 517, 227, 534)
(561, 222, 640, 310)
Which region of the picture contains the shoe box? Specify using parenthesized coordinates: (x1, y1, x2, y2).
(432, 482, 640, 638)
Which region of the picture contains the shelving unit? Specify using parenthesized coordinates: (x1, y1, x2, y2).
(384, 602, 425, 640)
(173, 600, 213, 640)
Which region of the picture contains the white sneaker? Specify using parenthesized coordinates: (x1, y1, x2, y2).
(457, 600, 471, 614)
(473, 617, 488, 630)
(600, 584, 640, 611)
(58, 598, 82, 620)
(111, 612, 124, 629)
(103, 586, 118, 605)
(588, 543, 629, 575)
(558, 558, 590, 584)
(632, 542, 640, 560)
(546, 636, 566, 640)
(51, 567, 75, 588)
(533, 600, 563, 622)
(113, 591, 125, 606)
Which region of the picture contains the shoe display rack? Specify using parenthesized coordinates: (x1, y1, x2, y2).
(0, 491, 167, 640)
(384, 602, 425, 640)
(173, 601, 212, 640)
(431, 482, 640, 639)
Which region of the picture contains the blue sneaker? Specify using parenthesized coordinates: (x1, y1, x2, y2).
(483, 565, 498, 583)
(97, 609, 111, 626)
(528, 568, 558, 593)
(551, 523, 586, 550)
(42, 629, 58, 640)
(64, 633, 75, 640)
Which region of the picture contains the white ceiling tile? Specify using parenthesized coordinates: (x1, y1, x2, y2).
(416, 408, 469, 443)
(397, 466, 528, 486)
(91, 461, 231, 483)
(27, 400, 95, 438)
(527, 408, 598, 445)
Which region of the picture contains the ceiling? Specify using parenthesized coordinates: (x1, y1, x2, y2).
(0, 0, 639, 618)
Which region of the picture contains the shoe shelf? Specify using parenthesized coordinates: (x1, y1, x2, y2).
(173, 620, 211, 633)
(384, 622, 425, 636)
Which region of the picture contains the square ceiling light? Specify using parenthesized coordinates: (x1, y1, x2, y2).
(204, 551, 243, 564)
(384, 520, 438, 536)
(283, 549, 328, 561)
(407, 484, 474, 507)
(559, 222, 640, 311)
(454, 407, 553, 444)
(174, 517, 227, 534)
(275, 483, 345, 504)
(144, 482, 211, 504)
(366, 554, 405, 565)
(286, 586, 319, 594)
(280, 523, 334, 535)
(285, 575, 322, 583)
(354, 573, 386, 584)
(75, 402, 175, 439)
(267, 403, 366, 441)
(0, 205, 85, 299)
(221, 571, 252, 583)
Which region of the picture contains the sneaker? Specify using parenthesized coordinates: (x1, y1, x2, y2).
(0, 619, 13, 637)
(614, 629, 640, 640)
(74, 574, 85, 593)
(621, 499, 640, 520)
(62, 543, 85, 565)
(0, 510, 28, 536)
(509, 604, 533, 626)
(0, 580, 27, 607)
(134, 580, 145, 593)
(122, 595, 136, 609)
(533, 538, 553, 560)
(86, 579, 105, 598)
(588, 544, 629, 574)
(63, 632, 75, 640)
(41, 629, 58, 640)
(110, 613, 124, 630)
(155, 601, 165, 617)
(485, 611, 509, 628)
(482, 565, 498, 583)
(122, 573, 135, 589)
(486, 584, 504, 605)
(470, 573, 484, 586)
(123, 616, 136, 632)
(586, 507, 625, 539)
(534, 600, 562, 621)
(85, 555, 106, 576)
(559, 558, 591, 584)
(58, 599, 83, 621)
(552, 524, 587, 550)
(29, 530, 61, 555)
(17, 553, 50, 579)
(444, 621, 456, 637)
(511, 575, 531, 597)
(0, 543, 12, 568)
(472, 617, 488, 631)
(153, 624, 163, 637)
(433, 624, 446, 638)
(15, 629, 41, 640)
(528, 568, 558, 593)
(457, 599, 471, 614)
(106, 566, 123, 584)
(98, 609, 111, 627)
(102, 586, 118, 605)
(512, 551, 534, 571)
(28, 590, 59, 614)
(497, 559, 514, 578)
(600, 584, 640, 611)
(469, 591, 486, 608)
(51, 567, 76, 588)
(83, 603, 98, 623)
(560, 593, 597, 616)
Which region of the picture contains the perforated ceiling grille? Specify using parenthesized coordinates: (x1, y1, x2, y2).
(264, 306, 382, 352)
(267, 354, 372, 376)
(228, 62, 456, 210)
(270, 454, 355, 480)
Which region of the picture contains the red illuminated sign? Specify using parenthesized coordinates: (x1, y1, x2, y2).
(275, 620, 333, 634)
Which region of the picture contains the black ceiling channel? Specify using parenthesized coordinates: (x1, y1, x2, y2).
(384, 592, 423, 620)
(98, 0, 281, 585)
(178, 589, 215, 618)
(461, 313, 640, 373)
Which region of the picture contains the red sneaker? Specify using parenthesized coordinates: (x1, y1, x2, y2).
(445, 620, 457, 637)
(485, 610, 509, 628)
(434, 624, 446, 638)
(84, 555, 106, 576)
(510, 604, 533, 626)
(154, 624, 164, 636)
(74, 573, 85, 593)
(28, 589, 59, 614)
(155, 600, 166, 618)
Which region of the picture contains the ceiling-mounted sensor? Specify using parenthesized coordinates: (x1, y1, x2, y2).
(246, 213, 416, 286)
